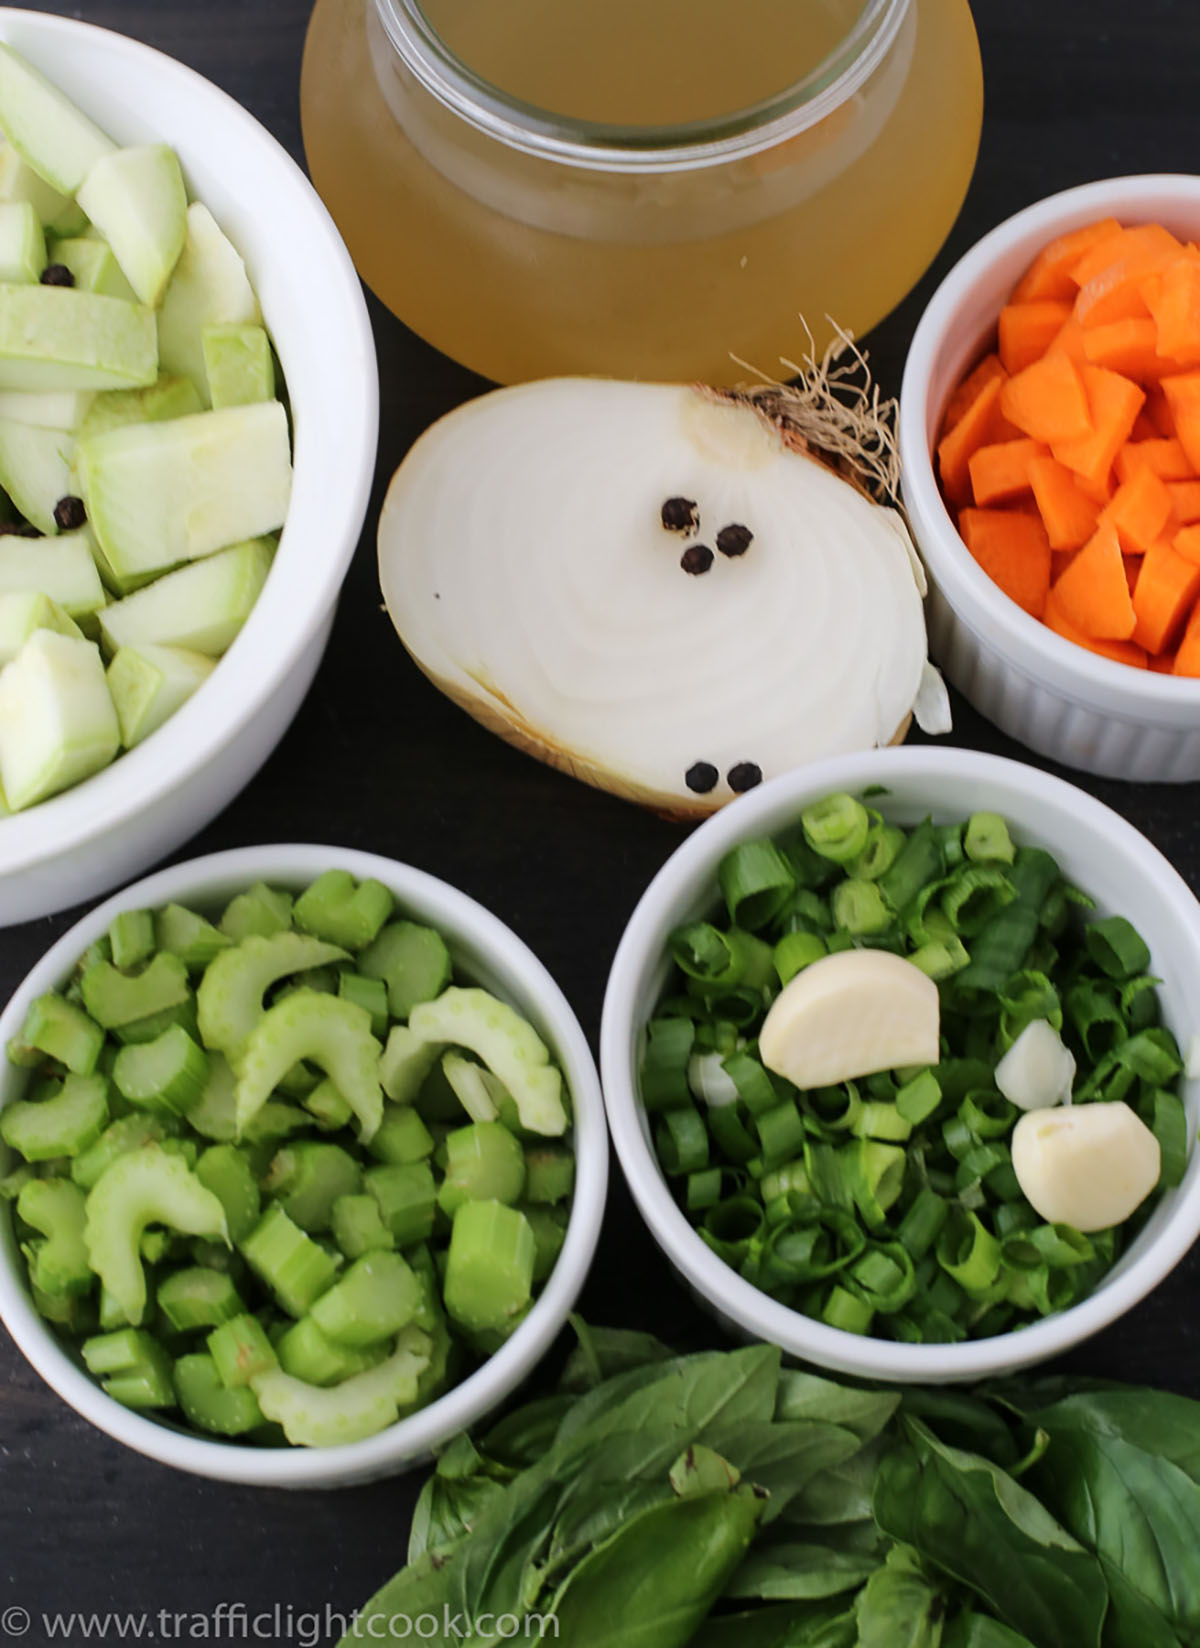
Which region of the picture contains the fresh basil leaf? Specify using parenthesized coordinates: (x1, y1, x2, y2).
(479, 1394, 577, 1469)
(1100, 1568, 1185, 1648)
(853, 1548, 947, 1648)
(703, 1419, 863, 1521)
(408, 1472, 505, 1564)
(872, 1420, 1108, 1648)
(689, 1599, 857, 1648)
(775, 1370, 900, 1442)
(783, 1438, 886, 1525)
(724, 1538, 879, 1600)
(1024, 1390, 1200, 1486)
(560, 1318, 675, 1392)
(942, 1614, 1037, 1648)
(554, 1346, 781, 1452)
(339, 1544, 467, 1648)
(900, 1388, 1021, 1467)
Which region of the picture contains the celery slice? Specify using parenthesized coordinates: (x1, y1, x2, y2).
(157, 1266, 243, 1332)
(195, 931, 348, 1062)
(359, 920, 451, 1018)
(218, 882, 292, 941)
(408, 988, 568, 1137)
(234, 990, 383, 1143)
(308, 1251, 422, 1349)
(195, 1144, 260, 1243)
(240, 1203, 340, 1317)
(83, 1144, 227, 1324)
(207, 1312, 278, 1389)
(437, 1122, 526, 1217)
(368, 1104, 434, 1167)
(80, 953, 190, 1030)
(443, 1201, 535, 1333)
(18, 1176, 91, 1296)
(275, 1315, 387, 1387)
(442, 1051, 505, 1124)
(292, 871, 394, 953)
(1, 1071, 109, 1161)
(174, 1351, 263, 1435)
(330, 1193, 395, 1260)
(15, 990, 104, 1074)
(112, 1024, 209, 1117)
(379, 1024, 443, 1105)
(71, 1113, 172, 1191)
(264, 1142, 362, 1234)
(250, 1324, 431, 1447)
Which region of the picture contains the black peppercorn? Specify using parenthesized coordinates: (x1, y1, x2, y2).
(684, 761, 719, 794)
(661, 496, 699, 533)
(40, 264, 75, 287)
(727, 762, 762, 792)
(53, 496, 87, 532)
(680, 543, 714, 576)
(716, 523, 753, 558)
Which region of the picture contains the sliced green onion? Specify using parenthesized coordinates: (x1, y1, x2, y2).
(655, 1105, 709, 1176)
(640, 1018, 694, 1112)
(909, 937, 970, 980)
(773, 931, 827, 984)
(831, 879, 892, 935)
(718, 840, 797, 931)
(850, 1102, 912, 1143)
(799, 1084, 862, 1136)
(685, 1168, 724, 1212)
(706, 1104, 758, 1165)
(937, 1208, 1002, 1295)
(821, 1285, 874, 1334)
(953, 905, 1039, 995)
(800, 793, 871, 863)
(964, 812, 1015, 864)
(880, 821, 944, 913)
(845, 1140, 906, 1228)
(896, 1187, 949, 1259)
(851, 823, 906, 882)
(700, 1196, 764, 1265)
(941, 866, 1016, 938)
(999, 971, 1062, 1048)
(960, 1090, 1017, 1141)
(721, 1049, 787, 1116)
(1121, 974, 1162, 1031)
(1116, 1027, 1183, 1084)
(1065, 982, 1126, 1063)
(1085, 915, 1152, 981)
(847, 1242, 917, 1313)
(1143, 1088, 1189, 1188)
(779, 887, 833, 934)
(896, 1069, 942, 1126)
(754, 1099, 808, 1169)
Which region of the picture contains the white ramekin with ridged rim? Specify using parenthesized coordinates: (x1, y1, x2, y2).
(0, 845, 607, 1486)
(900, 174, 1200, 781)
(600, 746, 1200, 1383)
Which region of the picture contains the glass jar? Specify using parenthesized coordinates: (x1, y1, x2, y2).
(301, 0, 982, 385)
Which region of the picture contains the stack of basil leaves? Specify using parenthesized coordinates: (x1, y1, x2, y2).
(344, 1327, 1200, 1648)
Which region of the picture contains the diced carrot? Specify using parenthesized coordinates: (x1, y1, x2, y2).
(968, 437, 1048, 506)
(1102, 466, 1175, 554)
(1129, 409, 1162, 441)
(1082, 318, 1174, 382)
(1051, 365, 1145, 492)
(998, 301, 1072, 374)
(1167, 482, 1200, 526)
(1115, 437, 1195, 483)
(942, 352, 1007, 433)
(958, 507, 1052, 618)
(1050, 518, 1137, 639)
(1160, 373, 1200, 470)
(1075, 272, 1154, 330)
(1000, 353, 1093, 445)
(937, 376, 1014, 506)
(1070, 223, 1183, 289)
(1130, 536, 1200, 653)
(1043, 589, 1148, 668)
(1028, 454, 1102, 550)
(1012, 218, 1122, 303)
(1046, 317, 1089, 364)
(1173, 523, 1200, 564)
(1149, 257, 1200, 365)
(1050, 549, 1078, 583)
(1173, 602, 1200, 675)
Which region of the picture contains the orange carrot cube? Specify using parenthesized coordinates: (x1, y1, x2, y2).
(998, 302, 1072, 374)
(1131, 537, 1200, 653)
(1001, 353, 1093, 445)
(1028, 454, 1102, 550)
(1012, 218, 1122, 303)
(1167, 482, 1200, 526)
(1115, 438, 1195, 483)
(942, 353, 1007, 433)
(969, 438, 1049, 506)
(958, 507, 1052, 618)
(1051, 365, 1145, 492)
(1043, 589, 1148, 668)
(1102, 467, 1175, 555)
(1050, 518, 1137, 639)
(1149, 256, 1200, 366)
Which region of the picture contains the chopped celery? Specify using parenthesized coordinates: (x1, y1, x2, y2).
(218, 881, 293, 941)
(443, 1201, 535, 1333)
(15, 991, 104, 1074)
(174, 1351, 263, 1435)
(275, 1314, 388, 1387)
(195, 931, 349, 1061)
(99, 1284, 136, 1331)
(442, 1051, 506, 1124)
(195, 1144, 260, 1243)
(263, 1142, 361, 1232)
(379, 1025, 443, 1104)
(207, 1311, 278, 1388)
(18, 1176, 91, 1296)
(437, 1123, 525, 1217)
(108, 909, 155, 971)
(157, 1266, 243, 1332)
(80, 953, 190, 1030)
(520, 1203, 567, 1282)
(186, 1054, 238, 1141)
(523, 1145, 575, 1205)
(360, 920, 451, 1018)
(83, 1144, 228, 1323)
(112, 994, 199, 1047)
(364, 1162, 436, 1248)
(0, 1162, 35, 1201)
(292, 870, 394, 953)
(250, 1324, 431, 1446)
(83, 1327, 175, 1410)
(368, 1105, 434, 1166)
(304, 1078, 353, 1131)
(156, 903, 232, 970)
(112, 1024, 209, 1116)
(35, 1284, 96, 1334)
(0, 1072, 109, 1161)
(234, 991, 383, 1142)
(331, 1193, 395, 1260)
(309, 1251, 422, 1348)
(337, 971, 389, 1038)
(408, 988, 568, 1136)
(240, 1203, 340, 1317)
(71, 1113, 172, 1191)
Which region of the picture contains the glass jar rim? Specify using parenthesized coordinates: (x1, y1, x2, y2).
(372, 0, 910, 173)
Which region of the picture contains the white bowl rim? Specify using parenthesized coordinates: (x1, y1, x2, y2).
(900, 172, 1200, 720)
(0, 10, 379, 876)
(600, 744, 1200, 1382)
(0, 844, 608, 1486)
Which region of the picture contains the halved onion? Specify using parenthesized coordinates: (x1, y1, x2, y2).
(378, 378, 946, 818)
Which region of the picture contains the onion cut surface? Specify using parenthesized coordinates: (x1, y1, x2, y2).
(379, 379, 938, 816)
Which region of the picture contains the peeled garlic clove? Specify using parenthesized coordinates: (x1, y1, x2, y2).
(994, 1018, 1076, 1111)
(758, 949, 940, 1090)
(1010, 1101, 1161, 1232)
(378, 379, 936, 819)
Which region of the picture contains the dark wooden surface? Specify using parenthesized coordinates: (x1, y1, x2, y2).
(3, 1, 1200, 1639)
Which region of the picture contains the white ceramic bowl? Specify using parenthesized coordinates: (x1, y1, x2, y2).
(601, 746, 1200, 1383)
(0, 845, 607, 1486)
(0, 12, 378, 924)
(900, 175, 1200, 782)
